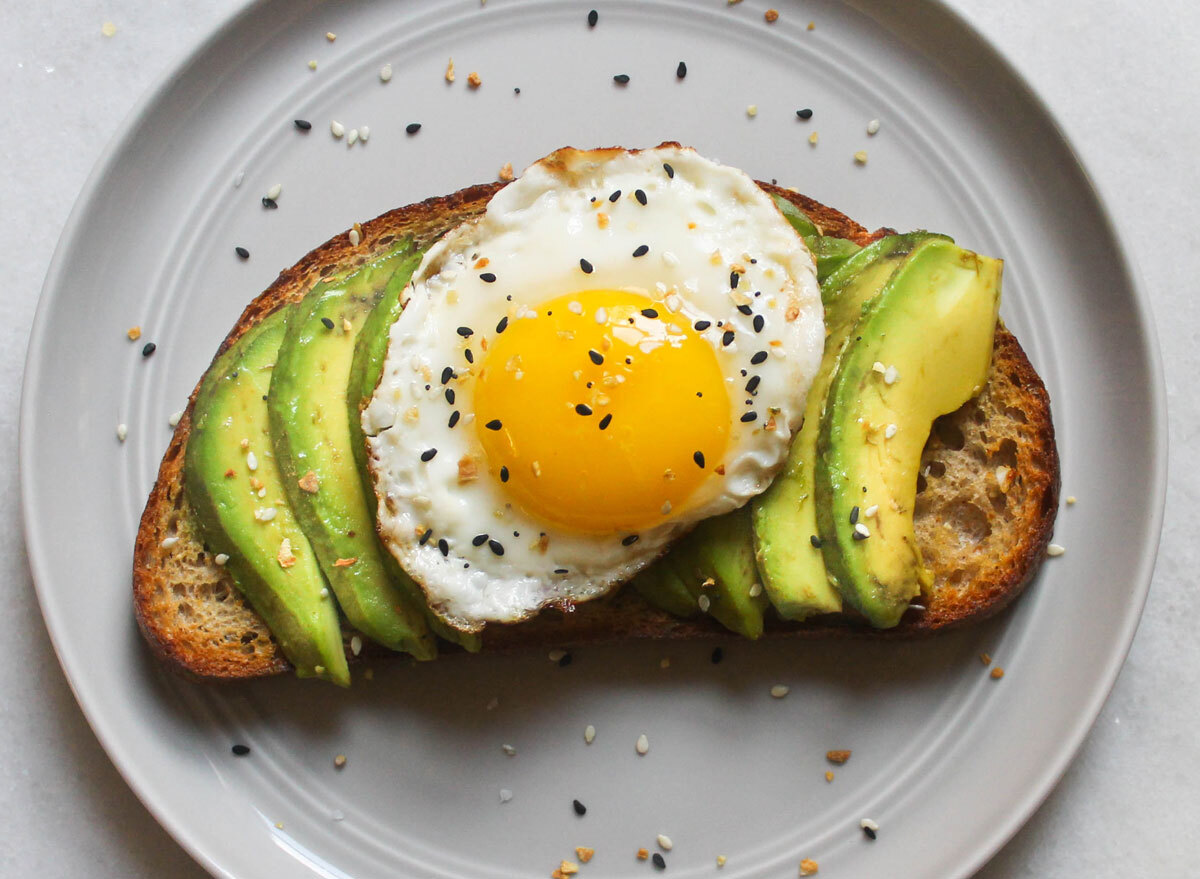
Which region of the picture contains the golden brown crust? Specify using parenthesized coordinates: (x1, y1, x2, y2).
(133, 172, 1058, 679)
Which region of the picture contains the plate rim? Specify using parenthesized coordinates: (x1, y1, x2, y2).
(19, 1, 1169, 877)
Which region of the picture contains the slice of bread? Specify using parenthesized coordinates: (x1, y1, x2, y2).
(132, 180, 1058, 680)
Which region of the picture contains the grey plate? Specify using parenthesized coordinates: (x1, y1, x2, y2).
(20, 1, 1166, 877)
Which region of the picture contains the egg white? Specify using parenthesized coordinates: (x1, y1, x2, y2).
(364, 145, 824, 631)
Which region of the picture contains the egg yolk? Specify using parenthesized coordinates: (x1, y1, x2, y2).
(473, 289, 730, 535)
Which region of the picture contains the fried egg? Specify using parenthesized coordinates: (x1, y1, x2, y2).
(364, 144, 824, 631)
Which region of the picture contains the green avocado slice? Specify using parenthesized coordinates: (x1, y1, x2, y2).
(348, 249, 483, 652)
(631, 562, 701, 620)
(770, 193, 864, 283)
(269, 248, 437, 660)
(816, 238, 1001, 627)
(185, 307, 350, 685)
(751, 233, 945, 621)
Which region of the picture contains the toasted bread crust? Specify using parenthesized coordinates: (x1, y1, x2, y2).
(133, 173, 1057, 680)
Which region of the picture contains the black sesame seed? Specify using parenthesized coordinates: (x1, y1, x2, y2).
(448, 410, 460, 428)
(587, 349, 604, 365)
(587, 8, 598, 26)
(613, 73, 630, 84)
(514, 87, 520, 94)
(231, 744, 251, 756)
(500, 465, 510, 482)
(573, 798, 587, 815)
(711, 646, 724, 664)
(722, 330, 735, 347)
(445, 388, 456, 405)
(558, 652, 573, 667)
(632, 244, 650, 258)
(486, 419, 503, 431)
(676, 61, 687, 79)
(321, 316, 335, 330)
(235, 246, 250, 259)
(438, 538, 450, 556)
(419, 528, 433, 545)
(849, 505, 859, 525)
(599, 413, 612, 430)
(622, 534, 639, 546)
(479, 272, 497, 283)
(441, 367, 454, 384)
(853, 530, 869, 541)
(555, 568, 569, 574)
(753, 314, 765, 333)
(694, 320, 711, 331)
(863, 825, 878, 840)
(741, 412, 758, 423)
(488, 539, 505, 556)
(421, 448, 438, 462)
(496, 315, 509, 333)
(575, 403, 593, 416)
(736, 303, 753, 316)
(751, 350, 768, 365)
(693, 451, 705, 468)
(580, 258, 594, 273)
(294, 119, 312, 131)
(142, 342, 157, 357)
(641, 308, 660, 319)
(608, 190, 622, 202)
(456, 326, 473, 337)
(652, 853, 667, 870)
(810, 534, 823, 548)
(746, 375, 761, 393)
(262, 197, 278, 209)
(464, 348, 474, 364)
(663, 162, 675, 178)
(472, 534, 488, 547)
(406, 122, 422, 134)
(796, 108, 814, 120)
(634, 188, 647, 205)
(730, 270, 740, 289)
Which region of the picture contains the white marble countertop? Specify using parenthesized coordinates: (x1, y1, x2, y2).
(2, 1, 1195, 875)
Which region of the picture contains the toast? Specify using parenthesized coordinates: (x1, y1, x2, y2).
(132, 181, 1059, 680)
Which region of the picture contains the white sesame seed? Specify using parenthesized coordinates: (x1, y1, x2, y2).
(884, 423, 898, 439)
(331, 120, 345, 138)
(350, 635, 362, 656)
(568, 301, 583, 314)
(584, 724, 596, 744)
(254, 507, 277, 522)
(1047, 543, 1066, 557)
(662, 250, 679, 267)
(308, 60, 318, 70)
(214, 553, 229, 566)
(697, 594, 711, 613)
(325, 31, 336, 41)
(501, 743, 517, 756)
(661, 500, 673, 515)
(168, 410, 183, 428)
(635, 733, 650, 755)
(854, 150, 869, 165)
(548, 648, 567, 662)
(864, 504, 879, 518)
(746, 104, 758, 117)
(347, 128, 359, 146)
(499, 788, 513, 803)
(867, 118, 881, 135)
(266, 183, 282, 201)
(594, 307, 607, 324)
(116, 423, 128, 442)
(872, 361, 886, 374)
(749, 582, 763, 597)
(717, 855, 727, 867)
(861, 817, 879, 831)
(854, 522, 871, 538)
(379, 63, 393, 82)
(657, 834, 674, 851)
(233, 170, 245, 188)
(1066, 495, 1077, 505)
(659, 657, 670, 669)
(319, 587, 330, 599)
(883, 365, 899, 384)
(348, 228, 361, 247)
(160, 536, 179, 549)
(257, 488, 266, 498)
(359, 125, 370, 142)
(246, 451, 258, 471)
(770, 684, 790, 698)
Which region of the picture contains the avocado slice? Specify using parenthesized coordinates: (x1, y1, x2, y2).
(185, 307, 350, 685)
(631, 563, 701, 619)
(770, 192, 863, 283)
(269, 249, 438, 660)
(816, 238, 1001, 627)
(348, 250, 483, 652)
(665, 507, 769, 639)
(751, 233, 944, 621)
